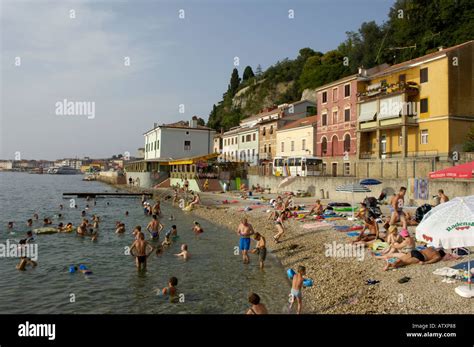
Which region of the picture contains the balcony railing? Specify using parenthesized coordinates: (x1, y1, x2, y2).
(357, 81, 419, 102)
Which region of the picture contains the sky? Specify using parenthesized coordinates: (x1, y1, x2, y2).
(0, 0, 394, 160)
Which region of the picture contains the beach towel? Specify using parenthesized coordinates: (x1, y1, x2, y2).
(432, 267, 459, 277)
(346, 232, 360, 237)
(302, 222, 331, 230)
(451, 260, 474, 270)
(370, 241, 388, 251)
(333, 225, 350, 231)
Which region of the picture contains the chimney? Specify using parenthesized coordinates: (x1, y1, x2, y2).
(191, 116, 198, 128)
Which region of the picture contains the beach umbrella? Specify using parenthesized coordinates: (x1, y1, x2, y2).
(415, 195, 474, 298)
(359, 178, 382, 186)
(335, 183, 371, 220)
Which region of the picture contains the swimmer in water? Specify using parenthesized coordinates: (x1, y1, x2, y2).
(77, 221, 88, 236)
(146, 215, 163, 241)
(8, 221, 14, 229)
(130, 232, 154, 271)
(125, 211, 129, 216)
(43, 218, 52, 226)
(33, 213, 39, 220)
(152, 200, 161, 216)
(115, 222, 125, 234)
(57, 222, 65, 231)
(174, 244, 189, 260)
(169, 214, 175, 221)
(16, 239, 38, 271)
(81, 211, 86, 217)
(192, 221, 204, 235)
(59, 204, 64, 210)
(161, 277, 178, 302)
(27, 219, 33, 227)
(162, 233, 172, 248)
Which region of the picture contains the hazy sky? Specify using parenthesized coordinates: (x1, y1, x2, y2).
(1, 0, 393, 160)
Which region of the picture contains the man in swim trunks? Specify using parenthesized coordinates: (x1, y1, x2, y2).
(389, 187, 407, 230)
(237, 218, 254, 264)
(152, 200, 161, 216)
(130, 232, 154, 271)
(383, 247, 446, 271)
(251, 232, 267, 269)
(289, 265, 305, 314)
(146, 215, 163, 241)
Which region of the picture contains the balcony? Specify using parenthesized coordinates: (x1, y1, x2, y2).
(260, 153, 272, 160)
(357, 81, 419, 102)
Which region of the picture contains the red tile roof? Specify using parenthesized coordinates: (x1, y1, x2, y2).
(279, 115, 318, 131)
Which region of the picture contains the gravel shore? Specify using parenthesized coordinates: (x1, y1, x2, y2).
(117, 185, 473, 314)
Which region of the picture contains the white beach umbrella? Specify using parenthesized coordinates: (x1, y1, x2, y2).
(335, 183, 371, 220)
(415, 195, 474, 298)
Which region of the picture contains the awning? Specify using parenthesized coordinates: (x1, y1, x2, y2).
(359, 101, 377, 122)
(429, 161, 474, 179)
(379, 94, 404, 120)
(168, 153, 219, 166)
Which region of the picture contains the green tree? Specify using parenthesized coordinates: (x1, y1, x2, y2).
(228, 68, 241, 98)
(242, 66, 255, 81)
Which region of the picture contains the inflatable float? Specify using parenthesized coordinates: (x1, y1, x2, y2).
(33, 227, 58, 235)
(332, 206, 358, 212)
(286, 268, 313, 287)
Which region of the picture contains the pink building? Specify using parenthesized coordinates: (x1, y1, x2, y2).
(315, 74, 360, 176)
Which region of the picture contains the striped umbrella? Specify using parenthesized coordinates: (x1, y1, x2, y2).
(359, 178, 382, 186)
(336, 183, 371, 220)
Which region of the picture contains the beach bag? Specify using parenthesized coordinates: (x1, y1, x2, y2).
(415, 204, 432, 222)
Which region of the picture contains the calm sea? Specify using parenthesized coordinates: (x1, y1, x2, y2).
(0, 172, 289, 314)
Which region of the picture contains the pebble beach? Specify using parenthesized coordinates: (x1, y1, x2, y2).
(153, 188, 472, 314)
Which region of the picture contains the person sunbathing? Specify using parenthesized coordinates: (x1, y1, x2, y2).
(352, 216, 380, 246)
(355, 202, 367, 220)
(309, 200, 324, 216)
(376, 228, 415, 258)
(383, 248, 446, 271)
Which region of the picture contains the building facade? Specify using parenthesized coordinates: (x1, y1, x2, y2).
(258, 100, 316, 163)
(144, 117, 215, 161)
(276, 115, 318, 157)
(357, 41, 474, 162)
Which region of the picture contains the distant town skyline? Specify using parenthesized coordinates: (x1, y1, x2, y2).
(1, 0, 393, 160)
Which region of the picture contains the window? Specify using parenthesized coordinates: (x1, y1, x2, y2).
(322, 162, 327, 174)
(420, 68, 428, 83)
(344, 84, 350, 98)
(420, 98, 428, 113)
(156, 140, 160, 150)
(252, 149, 255, 158)
(242, 136, 245, 143)
(291, 141, 295, 151)
(264, 144, 267, 153)
(344, 108, 350, 122)
(321, 137, 327, 156)
(343, 134, 351, 153)
(268, 144, 271, 153)
(322, 113, 327, 126)
(270, 126, 273, 134)
(398, 134, 403, 146)
(333, 88, 338, 102)
(322, 91, 327, 103)
(186, 131, 189, 135)
(281, 142, 284, 152)
(252, 133, 256, 141)
(262, 127, 266, 136)
(332, 111, 338, 124)
(302, 139, 306, 150)
(421, 130, 428, 144)
(399, 74, 406, 84)
(184, 140, 191, 150)
(344, 163, 350, 176)
(246, 134, 251, 142)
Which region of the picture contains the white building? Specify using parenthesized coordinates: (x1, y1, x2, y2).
(222, 126, 240, 162)
(0, 160, 13, 170)
(144, 116, 215, 161)
(56, 159, 82, 169)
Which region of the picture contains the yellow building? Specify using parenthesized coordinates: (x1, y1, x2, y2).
(357, 41, 474, 160)
(276, 115, 318, 158)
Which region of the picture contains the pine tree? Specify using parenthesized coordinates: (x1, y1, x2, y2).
(228, 68, 241, 97)
(242, 66, 255, 81)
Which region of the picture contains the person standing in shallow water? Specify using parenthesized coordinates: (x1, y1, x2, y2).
(237, 218, 254, 264)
